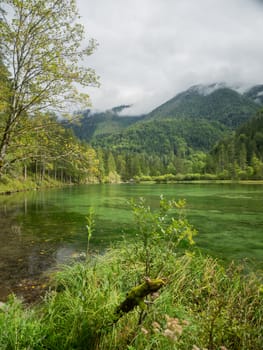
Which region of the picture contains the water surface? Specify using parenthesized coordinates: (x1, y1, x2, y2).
(0, 183, 262, 301)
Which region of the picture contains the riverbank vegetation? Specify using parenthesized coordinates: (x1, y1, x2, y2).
(0, 197, 262, 349)
(1, 251, 262, 350)
(0, 113, 101, 192)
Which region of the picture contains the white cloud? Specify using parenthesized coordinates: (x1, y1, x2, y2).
(77, 0, 263, 114)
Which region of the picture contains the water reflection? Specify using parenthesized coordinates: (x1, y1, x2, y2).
(0, 192, 86, 301)
(0, 183, 263, 301)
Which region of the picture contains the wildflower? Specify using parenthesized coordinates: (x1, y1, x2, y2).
(192, 346, 200, 350)
(152, 321, 161, 330)
(141, 327, 149, 335)
(163, 328, 177, 341)
(152, 321, 161, 333)
(165, 315, 183, 335)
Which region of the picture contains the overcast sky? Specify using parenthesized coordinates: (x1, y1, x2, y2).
(77, 0, 263, 115)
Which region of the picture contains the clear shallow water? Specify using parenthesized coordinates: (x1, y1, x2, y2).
(0, 183, 262, 300)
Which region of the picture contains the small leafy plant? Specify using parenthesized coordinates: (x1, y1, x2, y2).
(85, 207, 95, 258)
(130, 195, 197, 277)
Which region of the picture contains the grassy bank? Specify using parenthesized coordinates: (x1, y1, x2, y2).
(0, 174, 68, 195)
(2, 174, 263, 195)
(0, 245, 262, 350)
(135, 173, 263, 184)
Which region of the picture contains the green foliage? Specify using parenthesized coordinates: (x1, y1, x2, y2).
(70, 109, 144, 141)
(0, 112, 101, 188)
(129, 196, 196, 276)
(209, 110, 263, 179)
(0, 295, 44, 349)
(85, 207, 95, 256)
(68, 85, 262, 182)
(148, 86, 259, 128)
(92, 117, 226, 155)
(0, 0, 98, 111)
(0, 0, 98, 174)
(1, 247, 262, 349)
(0, 55, 11, 114)
(0, 189, 263, 350)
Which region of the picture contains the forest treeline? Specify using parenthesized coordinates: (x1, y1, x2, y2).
(0, 108, 263, 186)
(207, 111, 263, 179)
(90, 110, 263, 182)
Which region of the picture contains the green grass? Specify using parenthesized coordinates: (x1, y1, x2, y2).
(0, 174, 65, 194)
(0, 245, 262, 350)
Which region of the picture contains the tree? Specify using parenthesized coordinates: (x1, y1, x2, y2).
(105, 151, 116, 174)
(0, 0, 99, 174)
(0, 56, 10, 113)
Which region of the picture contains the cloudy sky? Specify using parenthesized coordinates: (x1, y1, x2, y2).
(77, 0, 263, 115)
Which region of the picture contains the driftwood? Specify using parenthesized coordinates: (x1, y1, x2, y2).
(114, 277, 165, 322)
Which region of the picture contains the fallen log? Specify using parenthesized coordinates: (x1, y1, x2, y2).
(114, 277, 165, 322)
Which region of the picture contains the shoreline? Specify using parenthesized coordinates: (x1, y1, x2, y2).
(1, 178, 263, 196)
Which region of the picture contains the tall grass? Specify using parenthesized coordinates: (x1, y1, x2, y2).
(0, 247, 262, 349)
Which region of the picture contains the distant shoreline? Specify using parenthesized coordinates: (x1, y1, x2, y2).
(1, 178, 263, 197)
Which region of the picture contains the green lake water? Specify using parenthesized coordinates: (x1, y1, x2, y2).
(0, 183, 262, 300)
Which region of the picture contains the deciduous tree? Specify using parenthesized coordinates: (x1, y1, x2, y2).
(0, 0, 99, 174)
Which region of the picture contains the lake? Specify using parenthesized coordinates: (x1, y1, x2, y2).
(0, 183, 263, 301)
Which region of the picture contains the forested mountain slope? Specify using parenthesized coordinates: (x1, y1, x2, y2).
(70, 106, 144, 141)
(209, 110, 263, 179)
(147, 84, 260, 128)
(76, 84, 262, 154)
(244, 84, 263, 105)
(66, 84, 263, 181)
(92, 117, 227, 154)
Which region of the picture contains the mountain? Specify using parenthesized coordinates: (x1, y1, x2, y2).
(92, 116, 227, 154)
(70, 83, 262, 155)
(146, 84, 260, 128)
(244, 85, 263, 105)
(69, 107, 144, 141)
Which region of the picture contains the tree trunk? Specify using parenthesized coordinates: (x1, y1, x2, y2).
(0, 109, 19, 176)
(24, 164, 27, 181)
(0, 124, 12, 175)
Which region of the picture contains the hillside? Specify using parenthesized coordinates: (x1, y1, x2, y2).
(244, 84, 263, 105)
(92, 117, 227, 154)
(147, 84, 260, 128)
(80, 84, 261, 153)
(70, 106, 144, 141)
(66, 83, 263, 180)
(208, 109, 263, 179)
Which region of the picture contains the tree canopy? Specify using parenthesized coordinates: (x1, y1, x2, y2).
(0, 0, 99, 173)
